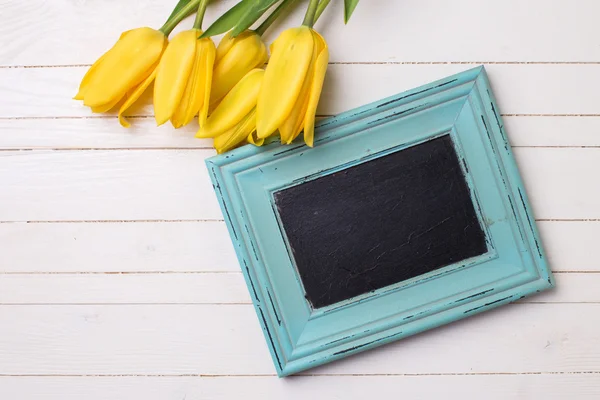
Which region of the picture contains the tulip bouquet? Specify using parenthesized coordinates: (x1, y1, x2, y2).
(74, 0, 360, 153)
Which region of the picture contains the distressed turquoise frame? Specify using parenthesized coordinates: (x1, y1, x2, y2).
(206, 66, 554, 377)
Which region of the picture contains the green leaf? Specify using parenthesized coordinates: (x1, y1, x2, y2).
(231, 0, 280, 37)
(344, 0, 359, 23)
(167, 0, 194, 22)
(200, 0, 253, 38)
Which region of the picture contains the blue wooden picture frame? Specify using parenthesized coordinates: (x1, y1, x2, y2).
(206, 66, 554, 377)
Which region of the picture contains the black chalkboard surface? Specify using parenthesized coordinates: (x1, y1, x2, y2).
(274, 135, 488, 309)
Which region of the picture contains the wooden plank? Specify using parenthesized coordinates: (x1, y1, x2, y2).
(0, 148, 599, 222)
(4, 116, 599, 150)
(503, 116, 600, 147)
(1, 64, 599, 118)
(2, 0, 600, 66)
(530, 274, 600, 303)
(0, 117, 208, 149)
(0, 150, 221, 221)
(515, 148, 600, 220)
(0, 273, 593, 305)
(0, 273, 250, 304)
(0, 221, 237, 273)
(0, 375, 599, 400)
(0, 221, 596, 273)
(537, 221, 600, 272)
(0, 304, 598, 375)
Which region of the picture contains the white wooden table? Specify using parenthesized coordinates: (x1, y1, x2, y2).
(1, 0, 599, 398)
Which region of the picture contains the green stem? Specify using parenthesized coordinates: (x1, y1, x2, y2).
(314, 0, 331, 23)
(193, 0, 211, 30)
(302, 0, 320, 27)
(160, 0, 202, 36)
(255, 0, 300, 36)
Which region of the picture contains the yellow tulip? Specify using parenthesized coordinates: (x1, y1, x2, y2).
(256, 26, 328, 147)
(197, 69, 265, 154)
(74, 27, 167, 125)
(210, 30, 268, 107)
(154, 29, 216, 128)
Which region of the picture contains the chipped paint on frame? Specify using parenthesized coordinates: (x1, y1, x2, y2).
(206, 66, 554, 377)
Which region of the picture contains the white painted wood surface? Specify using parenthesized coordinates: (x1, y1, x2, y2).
(0, 0, 599, 398)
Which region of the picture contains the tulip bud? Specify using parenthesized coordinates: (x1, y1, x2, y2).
(154, 29, 216, 128)
(197, 69, 265, 154)
(256, 26, 328, 147)
(210, 30, 268, 107)
(74, 27, 167, 126)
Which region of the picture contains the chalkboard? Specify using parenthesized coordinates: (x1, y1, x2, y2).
(274, 135, 488, 309)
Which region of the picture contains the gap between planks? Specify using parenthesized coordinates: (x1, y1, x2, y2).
(0, 148, 215, 151)
(2, 114, 600, 121)
(0, 271, 240, 275)
(0, 218, 598, 224)
(0, 300, 593, 306)
(0, 146, 586, 150)
(0, 219, 225, 224)
(0, 371, 598, 377)
(4, 61, 600, 69)
(0, 302, 597, 306)
(0, 270, 592, 275)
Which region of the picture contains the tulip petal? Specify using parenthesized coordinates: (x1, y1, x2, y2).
(75, 30, 136, 101)
(247, 131, 265, 147)
(257, 26, 314, 139)
(74, 51, 109, 100)
(118, 66, 158, 128)
(83, 28, 166, 108)
(90, 96, 121, 114)
(213, 109, 257, 154)
(154, 30, 198, 126)
(210, 31, 268, 106)
(93, 60, 157, 118)
(279, 54, 314, 144)
(119, 29, 134, 40)
(197, 69, 264, 138)
(303, 31, 329, 147)
(171, 38, 216, 128)
(215, 31, 235, 64)
(198, 40, 216, 129)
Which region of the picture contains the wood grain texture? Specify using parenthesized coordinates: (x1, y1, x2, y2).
(537, 221, 600, 272)
(0, 304, 598, 375)
(1, 148, 599, 222)
(0, 220, 596, 273)
(1, 375, 599, 400)
(502, 116, 600, 147)
(0, 221, 237, 272)
(1, 65, 599, 119)
(516, 148, 600, 220)
(0, 273, 594, 305)
(0, 150, 219, 221)
(1, 116, 600, 150)
(2, 0, 600, 66)
(0, 117, 209, 149)
(0, 0, 598, 394)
